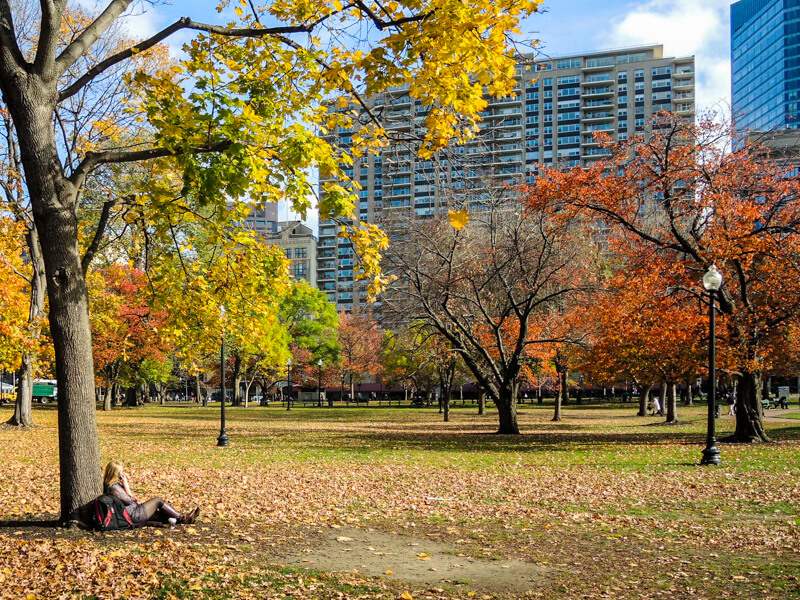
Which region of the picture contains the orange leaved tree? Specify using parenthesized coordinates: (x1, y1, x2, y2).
(530, 114, 800, 442)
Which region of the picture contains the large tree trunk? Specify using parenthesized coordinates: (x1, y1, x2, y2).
(12, 88, 102, 520)
(40, 198, 102, 521)
(725, 370, 770, 442)
(638, 383, 652, 417)
(477, 389, 486, 415)
(665, 382, 678, 423)
(443, 388, 451, 422)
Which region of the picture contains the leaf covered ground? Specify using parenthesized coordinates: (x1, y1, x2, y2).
(1, 403, 799, 599)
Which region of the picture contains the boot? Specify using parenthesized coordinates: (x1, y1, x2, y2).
(159, 502, 184, 523)
(185, 507, 200, 524)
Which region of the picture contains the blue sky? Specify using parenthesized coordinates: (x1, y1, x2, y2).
(117, 0, 734, 113)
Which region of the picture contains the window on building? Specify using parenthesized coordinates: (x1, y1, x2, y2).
(295, 248, 307, 259)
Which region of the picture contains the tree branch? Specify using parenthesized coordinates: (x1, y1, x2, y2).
(81, 198, 119, 274)
(69, 139, 233, 188)
(58, 17, 315, 102)
(0, 0, 26, 74)
(54, 0, 135, 79)
(33, 0, 64, 78)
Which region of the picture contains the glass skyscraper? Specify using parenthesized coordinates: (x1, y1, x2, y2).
(732, 0, 800, 133)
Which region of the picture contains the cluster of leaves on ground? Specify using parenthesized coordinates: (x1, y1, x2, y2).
(1, 404, 798, 599)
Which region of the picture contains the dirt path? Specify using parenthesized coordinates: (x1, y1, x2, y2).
(272, 526, 549, 594)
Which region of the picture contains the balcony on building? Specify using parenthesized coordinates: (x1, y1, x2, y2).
(583, 111, 614, 123)
(582, 99, 614, 110)
(488, 94, 522, 107)
(582, 74, 613, 86)
(672, 78, 694, 90)
(581, 86, 615, 98)
(581, 57, 615, 72)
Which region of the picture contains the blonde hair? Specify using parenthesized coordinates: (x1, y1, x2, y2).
(103, 461, 124, 490)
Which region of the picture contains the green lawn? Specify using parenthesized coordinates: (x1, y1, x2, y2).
(1, 401, 798, 599)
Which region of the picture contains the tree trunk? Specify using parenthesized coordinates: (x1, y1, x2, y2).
(103, 385, 113, 412)
(659, 384, 666, 414)
(8, 362, 35, 427)
(725, 370, 770, 442)
(197, 378, 205, 406)
(6, 226, 47, 428)
(443, 388, 451, 422)
(232, 354, 242, 406)
(495, 386, 519, 434)
(684, 380, 693, 405)
(478, 389, 486, 415)
(665, 382, 678, 423)
(638, 384, 652, 416)
(553, 369, 567, 422)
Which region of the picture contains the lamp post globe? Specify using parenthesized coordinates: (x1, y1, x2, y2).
(701, 265, 722, 465)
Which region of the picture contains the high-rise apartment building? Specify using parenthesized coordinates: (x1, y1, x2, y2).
(732, 0, 800, 133)
(318, 45, 695, 312)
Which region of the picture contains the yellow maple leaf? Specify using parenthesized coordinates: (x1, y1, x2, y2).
(448, 208, 470, 230)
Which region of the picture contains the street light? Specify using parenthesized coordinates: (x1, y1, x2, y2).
(317, 359, 323, 407)
(286, 358, 292, 411)
(217, 305, 229, 447)
(340, 372, 345, 405)
(701, 264, 723, 465)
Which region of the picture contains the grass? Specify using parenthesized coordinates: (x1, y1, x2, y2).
(1, 401, 799, 599)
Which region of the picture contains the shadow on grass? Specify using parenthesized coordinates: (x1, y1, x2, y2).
(0, 519, 59, 528)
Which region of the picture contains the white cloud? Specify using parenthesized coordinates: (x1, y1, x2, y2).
(603, 0, 732, 114)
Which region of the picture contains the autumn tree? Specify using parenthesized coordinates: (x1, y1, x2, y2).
(384, 187, 599, 434)
(89, 265, 172, 411)
(532, 114, 800, 442)
(337, 307, 383, 403)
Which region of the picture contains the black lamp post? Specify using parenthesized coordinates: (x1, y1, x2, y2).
(286, 358, 292, 411)
(340, 372, 344, 404)
(217, 305, 229, 447)
(701, 264, 723, 465)
(317, 359, 323, 407)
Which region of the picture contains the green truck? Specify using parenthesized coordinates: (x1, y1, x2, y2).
(32, 380, 57, 403)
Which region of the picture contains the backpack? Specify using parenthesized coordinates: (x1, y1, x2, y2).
(92, 494, 134, 531)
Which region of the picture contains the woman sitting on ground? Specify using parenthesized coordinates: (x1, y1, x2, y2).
(103, 460, 199, 526)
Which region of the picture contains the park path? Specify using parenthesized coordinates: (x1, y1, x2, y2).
(272, 525, 549, 594)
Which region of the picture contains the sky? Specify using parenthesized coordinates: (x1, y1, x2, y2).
(108, 0, 737, 225)
(116, 0, 734, 113)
